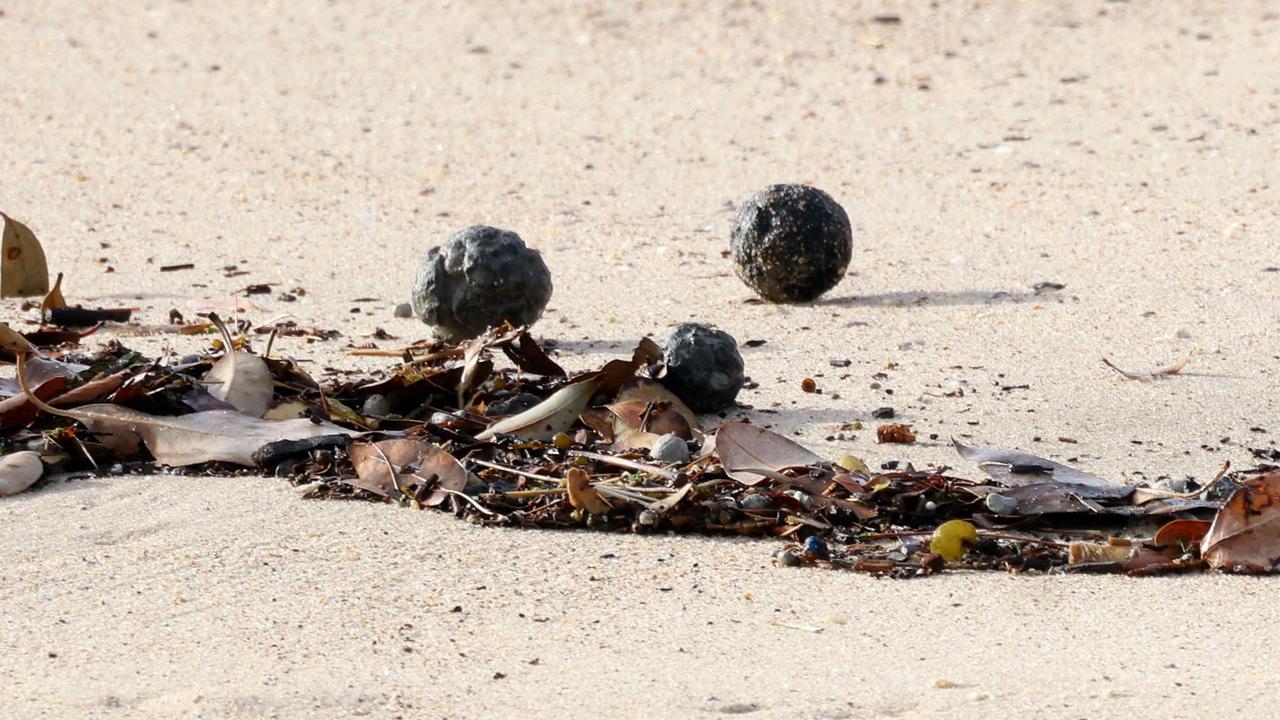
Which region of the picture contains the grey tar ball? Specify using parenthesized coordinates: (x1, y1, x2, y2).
(658, 323, 744, 414)
(411, 226, 553, 341)
(730, 184, 852, 303)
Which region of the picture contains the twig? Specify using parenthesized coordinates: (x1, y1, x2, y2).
(568, 450, 678, 481)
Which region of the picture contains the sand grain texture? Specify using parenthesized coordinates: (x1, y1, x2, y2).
(3, 2, 1280, 718)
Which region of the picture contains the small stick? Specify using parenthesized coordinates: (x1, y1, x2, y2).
(568, 450, 678, 481)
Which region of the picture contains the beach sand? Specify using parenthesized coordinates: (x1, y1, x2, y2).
(2, 1, 1279, 717)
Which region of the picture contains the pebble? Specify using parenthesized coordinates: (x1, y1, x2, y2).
(650, 433, 691, 464)
(774, 549, 803, 567)
(392, 302, 413, 318)
(361, 394, 392, 416)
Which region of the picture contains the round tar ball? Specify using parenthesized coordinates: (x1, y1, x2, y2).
(411, 226, 553, 341)
(659, 323, 745, 414)
(730, 184, 852, 303)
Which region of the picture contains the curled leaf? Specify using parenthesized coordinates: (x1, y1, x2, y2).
(1201, 470, 1280, 573)
(566, 467, 610, 514)
(953, 439, 1119, 489)
(201, 313, 272, 417)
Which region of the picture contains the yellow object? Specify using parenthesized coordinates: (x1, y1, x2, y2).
(930, 520, 977, 561)
(836, 453, 869, 474)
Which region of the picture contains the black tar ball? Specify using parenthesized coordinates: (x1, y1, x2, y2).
(411, 226, 553, 341)
(730, 184, 852, 303)
(659, 323, 745, 414)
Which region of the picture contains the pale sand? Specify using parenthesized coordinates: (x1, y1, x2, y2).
(2, 1, 1279, 718)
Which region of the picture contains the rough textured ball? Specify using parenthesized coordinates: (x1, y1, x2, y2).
(411, 226, 553, 341)
(658, 323, 744, 413)
(730, 184, 852, 303)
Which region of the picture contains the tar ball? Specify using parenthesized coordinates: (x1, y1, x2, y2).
(411, 226, 553, 341)
(658, 323, 745, 414)
(730, 184, 852, 303)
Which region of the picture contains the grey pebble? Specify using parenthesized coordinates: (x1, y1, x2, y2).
(361, 394, 392, 417)
(649, 433, 691, 464)
(392, 302, 413, 318)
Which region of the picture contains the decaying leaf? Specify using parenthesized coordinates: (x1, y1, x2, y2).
(1153, 518, 1211, 549)
(0, 451, 43, 496)
(1200, 470, 1280, 573)
(566, 467, 611, 514)
(715, 422, 825, 486)
(0, 213, 50, 298)
(477, 376, 599, 442)
(0, 322, 37, 357)
(40, 272, 67, 322)
(607, 377, 700, 450)
(348, 438, 466, 506)
(19, 354, 357, 465)
(876, 423, 916, 444)
(201, 314, 272, 417)
(1067, 540, 1172, 572)
(953, 439, 1119, 489)
(1102, 352, 1193, 380)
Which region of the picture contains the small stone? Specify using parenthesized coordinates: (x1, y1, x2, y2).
(411, 225, 553, 341)
(774, 549, 803, 567)
(650, 433, 691, 464)
(659, 323, 745, 413)
(429, 412, 453, 425)
(361, 394, 392, 417)
(1175, 328, 1192, 339)
(872, 406, 896, 419)
(985, 493, 1019, 515)
(1153, 476, 1192, 493)
(739, 494, 769, 510)
(392, 302, 413, 318)
(730, 184, 852, 303)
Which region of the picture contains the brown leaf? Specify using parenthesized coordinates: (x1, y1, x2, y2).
(18, 354, 357, 465)
(1153, 519, 1211, 549)
(49, 371, 128, 407)
(1201, 470, 1280, 573)
(201, 314, 273, 417)
(714, 422, 824, 486)
(876, 423, 917, 444)
(501, 330, 565, 377)
(40, 272, 67, 322)
(0, 213, 50, 298)
(0, 322, 37, 357)
(566, 467, 610, 514)
(0, 451, 43, 496)
(606, 378, 700, 451)
(348, 438, 466, 506)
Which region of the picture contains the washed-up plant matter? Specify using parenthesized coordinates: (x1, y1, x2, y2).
(4, 311, 1275, 578)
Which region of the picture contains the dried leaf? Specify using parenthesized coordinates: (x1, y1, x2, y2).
(49, 370, 128, 407)
(876, 423, 917, 444)
(0, 451, 42, 496)
(201, 314, 272, 417)
(715, 422, 824, 486)
(566, 467, 610, 514)
(607, 378, 700, 450)
(348, 438, 466, 505)
(477, 376, 599, 441)
(19, 354, 357, 465)
(953, 439, 1119, 489)
(0, 322, 37, 357)
(40, 272, 67, 322)
(1153, 519, 1211, 549)
(1102, 352, 1193, 380)
(1201, 470, 1280, 573)
(0, 213, 49, 298)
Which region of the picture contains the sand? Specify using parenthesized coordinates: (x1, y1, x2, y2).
(2, 1, 1279, 717)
